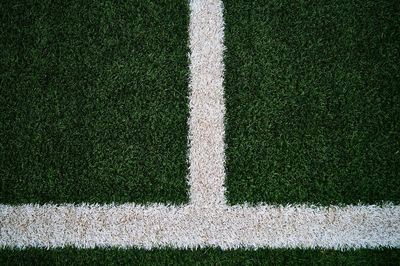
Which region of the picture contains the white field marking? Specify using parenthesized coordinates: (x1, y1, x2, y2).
(1, 203, 399, 249)
(1, 0, 399, 249)
(188, 0, 226, 207)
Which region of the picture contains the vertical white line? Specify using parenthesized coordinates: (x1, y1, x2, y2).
(188, 0, 226, 207)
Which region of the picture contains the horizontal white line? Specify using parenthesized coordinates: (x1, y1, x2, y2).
(1, 204, 399, 249)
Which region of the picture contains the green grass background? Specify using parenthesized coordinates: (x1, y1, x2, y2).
(0, 0, 189, 204)
(1, 248, 399, 266)
(225, 0, 400, 205)
(1, 0, 399, 264)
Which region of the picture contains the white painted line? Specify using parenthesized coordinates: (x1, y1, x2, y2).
(188, 0, 226, 207)
(1, 204, 399, 249)
(1, 0, 399, 249)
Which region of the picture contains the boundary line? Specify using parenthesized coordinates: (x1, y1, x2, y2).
(1, 203, 399, 249)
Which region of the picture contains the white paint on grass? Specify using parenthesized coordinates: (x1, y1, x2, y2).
(1, 203, 399, 249)
(1, 0, 399, 249)
(188, 0, 226, 207)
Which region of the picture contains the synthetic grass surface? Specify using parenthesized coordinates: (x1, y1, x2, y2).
(1, 0, 399, 264)
(1, 248, 399, 266)
(224, 0, 400, 205)
(0, 0, 189, 204)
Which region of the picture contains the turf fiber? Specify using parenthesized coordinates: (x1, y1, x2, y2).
(0, 0, 190, 204)
(224, 0, 400, 205)
(1, 248, 400, 266)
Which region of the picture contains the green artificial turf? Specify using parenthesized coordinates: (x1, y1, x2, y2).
(0, 0, 189, 204)
(224, 0, 400, 205)
(1, 248, 399, 266)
